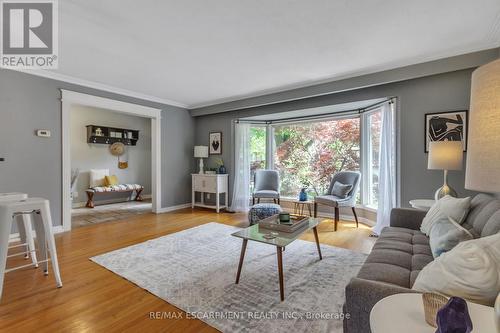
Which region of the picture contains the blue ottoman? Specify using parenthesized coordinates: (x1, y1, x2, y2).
(248, 203, 282, 225)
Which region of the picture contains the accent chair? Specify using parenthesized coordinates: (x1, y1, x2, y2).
(252, 170, 280, 205)
(314, 171, 361, 231)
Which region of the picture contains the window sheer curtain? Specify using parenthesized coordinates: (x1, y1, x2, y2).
(373, 101, 396, 235)
(230, 123, 251, 212)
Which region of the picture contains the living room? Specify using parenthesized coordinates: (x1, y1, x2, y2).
(0, 1, 499, 333)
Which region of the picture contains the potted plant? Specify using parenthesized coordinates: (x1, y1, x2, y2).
(214, 158, 227, 174)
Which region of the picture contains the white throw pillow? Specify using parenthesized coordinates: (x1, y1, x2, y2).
(412, 232, 500, 306)
(429, 217, 473, 258)
(89, 169, 109, 188)
(420, 196, 472, 236)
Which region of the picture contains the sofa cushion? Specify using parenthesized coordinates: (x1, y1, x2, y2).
(356, 227, 434, 288)
(463, 193, 500, 237)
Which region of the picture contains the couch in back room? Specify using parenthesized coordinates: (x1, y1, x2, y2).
(343, 193, 500, 333)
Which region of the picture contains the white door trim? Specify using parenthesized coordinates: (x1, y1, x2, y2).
(61, 90, 162, 232)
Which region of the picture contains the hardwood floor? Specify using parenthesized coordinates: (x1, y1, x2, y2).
(0, 208, 375, 333)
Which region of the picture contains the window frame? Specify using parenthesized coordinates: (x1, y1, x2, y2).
(246, 107, 388, 211)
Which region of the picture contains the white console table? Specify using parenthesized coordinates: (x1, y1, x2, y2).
(191, 174, 228, 213)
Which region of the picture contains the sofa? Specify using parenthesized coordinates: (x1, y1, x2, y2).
(343, 193, 500, 333)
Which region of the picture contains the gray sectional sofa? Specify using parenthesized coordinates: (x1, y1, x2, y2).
(343, 193, 500, 333)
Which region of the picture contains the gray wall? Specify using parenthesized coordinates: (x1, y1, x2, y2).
(70, 105, 151, 205)
(194, 69, 483, 208)
(0, 69, 194, 227)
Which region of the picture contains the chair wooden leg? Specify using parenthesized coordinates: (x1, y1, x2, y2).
(277, 198, 280, 205)
(334, 207, 339, 232)
(273, 199, 276, 204)
(352, 207, 359, 228)
(314, 202, 318, 218)
(258, 198, 261, 204)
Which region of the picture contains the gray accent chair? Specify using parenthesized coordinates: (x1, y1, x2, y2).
(252, 170, 280, 205)
(313, 171, 361, 231)
(343, 193, 500, 333)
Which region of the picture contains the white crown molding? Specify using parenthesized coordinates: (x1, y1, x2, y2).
(7, 68, 189, 109)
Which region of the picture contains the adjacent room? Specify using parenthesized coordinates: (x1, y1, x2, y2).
(0, 1, 499, 333)
(70, 105, 152, 228)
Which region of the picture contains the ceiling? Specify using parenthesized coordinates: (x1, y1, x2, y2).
(48, 0, 500, 108)
(241, 98, 387, 122)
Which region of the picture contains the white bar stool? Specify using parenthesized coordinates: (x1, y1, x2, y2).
(0, 198, 62, 299)
(0, 193, 38, 267)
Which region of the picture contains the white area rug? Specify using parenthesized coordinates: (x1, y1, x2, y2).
(90, 222, 367, 332)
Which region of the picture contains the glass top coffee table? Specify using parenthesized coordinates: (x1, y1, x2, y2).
(231, 217, 322, 301)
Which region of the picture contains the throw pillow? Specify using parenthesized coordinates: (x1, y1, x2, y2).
(429, 217, 473, 258)
(331, 182, 353, 198)
(104, 175, 119, 186)
(412, 232, 500, 306)
(89, 169, 109, 188)
(420, 196, 472, 236)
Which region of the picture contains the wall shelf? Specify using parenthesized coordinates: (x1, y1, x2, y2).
(86, 125, 139, 146)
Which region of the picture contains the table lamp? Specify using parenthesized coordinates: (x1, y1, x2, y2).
(466, 58, 500, 194)
(428, 141, 463, 200)
(194, 146, 209, 174)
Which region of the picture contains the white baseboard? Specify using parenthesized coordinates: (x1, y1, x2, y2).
(155, 203, 192, 213)
(9, 225, 66, 243)
(72, 194, 152, 208)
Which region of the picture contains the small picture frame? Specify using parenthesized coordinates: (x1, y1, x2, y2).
(425, 110, 468, 152)
(209, 132, 222, 155)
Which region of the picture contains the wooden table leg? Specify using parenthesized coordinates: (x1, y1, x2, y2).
(85, 191, 95, 208)
(235, 239, 248, 284)
(277, 246, 284, 301)
(135, 188, 144, 201)
(307, 203, 312, 216)
(313, 226, 322, 260)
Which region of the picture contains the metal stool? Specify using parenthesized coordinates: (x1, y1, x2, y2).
(0, 198, 62, 299)
(0, 193, 38, 267)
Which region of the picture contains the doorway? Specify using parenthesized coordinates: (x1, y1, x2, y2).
(61, 90, 162, 231)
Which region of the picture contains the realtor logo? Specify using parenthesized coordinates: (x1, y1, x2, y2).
(1, 0, 58, 68)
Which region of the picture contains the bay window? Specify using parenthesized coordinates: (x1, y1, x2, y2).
(243, 103, 391, 210)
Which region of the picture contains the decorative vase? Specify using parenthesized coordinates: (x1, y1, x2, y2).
(299, 188, 308, 201)
(218, 165, 227, 174)
(435, 297, 473, 333)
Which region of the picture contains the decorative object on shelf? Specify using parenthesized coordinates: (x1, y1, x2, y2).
(299, 188, 308, 201)
(86, 125, 139, 146)
(428, 141, 463, 200)
(110, 142, 128, 169)
(466, 58, 500, 193)
(214, 158, 226, 174)
(425, 110, 467, 152)
(194, 146, 209, 174)
(422, 293, 448, 327)
(279, 212, 290, 223)
(435, 297, 473, 333)
(209, 132, 222, 155)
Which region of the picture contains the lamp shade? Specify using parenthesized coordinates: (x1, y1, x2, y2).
(465, 59, 500, 192)
(194, 145, 208, 158)
(428, 141, 463, 170)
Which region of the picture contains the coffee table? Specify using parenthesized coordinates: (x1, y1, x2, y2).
(231, 217, 322, 301)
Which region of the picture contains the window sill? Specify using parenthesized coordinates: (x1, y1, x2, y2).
(278, 197, 378, 212)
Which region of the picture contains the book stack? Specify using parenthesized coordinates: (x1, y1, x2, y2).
(258, 214, 309, 233)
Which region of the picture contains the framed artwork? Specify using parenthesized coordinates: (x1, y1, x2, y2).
(209, 132, 222, 155)
(425, 110, 468, 152)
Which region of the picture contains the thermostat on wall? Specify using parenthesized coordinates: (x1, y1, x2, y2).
(36, 129, 51, 138)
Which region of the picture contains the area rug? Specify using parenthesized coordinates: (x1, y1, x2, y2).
(90, 222, 367, 332)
